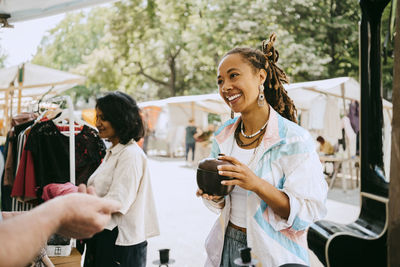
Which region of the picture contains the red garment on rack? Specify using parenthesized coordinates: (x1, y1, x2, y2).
(42, 182, 78, 201)
(11, 147, 37, 200)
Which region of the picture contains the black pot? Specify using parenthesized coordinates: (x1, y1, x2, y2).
(196, 157, 235, 196)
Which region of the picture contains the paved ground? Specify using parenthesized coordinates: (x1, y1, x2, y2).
(146, 156, 217, 267)
(146, 156, 361, 266)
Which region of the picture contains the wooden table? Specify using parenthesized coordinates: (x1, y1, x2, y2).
(319, 155, 359, 192)
(49, 248, 81, 267)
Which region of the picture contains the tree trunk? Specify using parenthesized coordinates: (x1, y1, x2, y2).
(169, 56, 176, 96)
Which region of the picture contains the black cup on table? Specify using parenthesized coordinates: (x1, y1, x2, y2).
(159, 249, 170, 264)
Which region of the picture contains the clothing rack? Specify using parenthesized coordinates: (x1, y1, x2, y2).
(39, 95, 75, 184)
(10, 95, 76, 211)
(66, 95, 75, 185)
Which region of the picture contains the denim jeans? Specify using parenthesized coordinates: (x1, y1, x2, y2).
(185, 142, 195, 161)
(220, 225, 248, 267)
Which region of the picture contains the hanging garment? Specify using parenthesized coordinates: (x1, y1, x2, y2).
(342, 116, 357, 156)
(348, 100, 360, 133)
(42, 182, 78, 201)
(11, 141, 37, 200)
(299, 110, 310, 129)
(24, 120, 105, 197)
(4, 120, 36, 186)
(322, 97, 342, 144)
(2, 117, 37, 211)
(1, 133, 12, 211)
(383, 108, 392, 180)
(308, 95, 326, 130)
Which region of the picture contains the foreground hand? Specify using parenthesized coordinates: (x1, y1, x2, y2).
(217, 155, 262, 192)
(196, 189, 224, 202)
(53, 193, 121, 239)
(77, 184, 96, 195)
(2, 211, 23, 220)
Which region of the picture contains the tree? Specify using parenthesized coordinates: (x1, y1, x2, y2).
(267, 0, 360, 82)
(32, 7, 112, 71)
(31, 0, 371, 102)
(381, 0, 396, 100)
(106, 0, 209, 98)
(31, 7, 113, 101)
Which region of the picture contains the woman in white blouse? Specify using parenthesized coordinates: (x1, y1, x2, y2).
(84, 91, 159, 267)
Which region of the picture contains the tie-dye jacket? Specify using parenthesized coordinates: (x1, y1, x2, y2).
(204, 106, 328, 267)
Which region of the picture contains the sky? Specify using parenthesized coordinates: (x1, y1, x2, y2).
(0, 1, 113, 68)
(0, 14, 65, 67)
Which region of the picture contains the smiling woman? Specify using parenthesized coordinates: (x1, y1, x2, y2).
(84, 91, 159, 267)
(197, 33, 328, 267)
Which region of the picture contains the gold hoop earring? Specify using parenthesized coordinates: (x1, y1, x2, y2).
(231, 110, 234, 119)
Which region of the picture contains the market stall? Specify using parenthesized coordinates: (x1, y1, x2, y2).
(0, 63, 85, 134)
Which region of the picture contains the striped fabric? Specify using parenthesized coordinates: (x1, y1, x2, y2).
(204, 106, 328, 267)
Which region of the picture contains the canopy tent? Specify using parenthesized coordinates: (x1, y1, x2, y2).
(0, 63, 85, 132)
(0, 0, 118, 23)
(140, 93, 229, 115)
(139, 93, 230, 129)
(140, 77, 392, 130)
(139, 77, 392, 172)
(139, 94, 229, 156)
(284, 76, 392, 179)
(284, 77, 392, 111)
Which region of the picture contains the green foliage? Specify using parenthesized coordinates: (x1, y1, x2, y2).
(267, 0, 360, 82)
(31, 7, 113, 101)
(30, 0, 394, 103)
(381, 1, 396, 100)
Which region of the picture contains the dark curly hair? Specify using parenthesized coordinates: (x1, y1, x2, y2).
(224, 33, 297, 123)
(96, 91, 144, 144)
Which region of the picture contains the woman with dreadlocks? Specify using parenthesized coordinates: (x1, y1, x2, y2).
(196, 33, 328, 266)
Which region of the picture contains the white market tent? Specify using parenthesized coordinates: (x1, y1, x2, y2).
(284, 77, 392, 177)
(284, 77, 392, 111)
(140, 77, 392, 175)
(139, 93, 230, 156)
(140, 77, 392, 131)
(0, 0, 118, 23)
(0, 63, 86, 132)
(140, 93, 230, 127)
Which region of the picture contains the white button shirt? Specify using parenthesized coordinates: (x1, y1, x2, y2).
(87, 140, 159, 246)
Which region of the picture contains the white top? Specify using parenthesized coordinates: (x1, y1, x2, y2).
(87, 140, 160, 246)
(228, 141, 255, 228)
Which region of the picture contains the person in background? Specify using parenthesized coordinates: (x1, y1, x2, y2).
(84, 91, 159, 267)
(0, 184, 120, 267)
(194, 124, 216, 165)
(316, 136, 335, 155)
(185, 119, 198, 166)
(196, 33, 327, 266)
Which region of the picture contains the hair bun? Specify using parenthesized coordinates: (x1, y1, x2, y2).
(262, 33, 279, 64)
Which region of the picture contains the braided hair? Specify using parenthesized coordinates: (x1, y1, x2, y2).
(224, 33, 297, 123)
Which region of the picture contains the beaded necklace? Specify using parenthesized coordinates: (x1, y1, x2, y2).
(241, 119, 269, 139)
(234, 123, 265, 148)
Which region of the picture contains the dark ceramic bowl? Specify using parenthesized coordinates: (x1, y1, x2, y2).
(196, 157, 235, 196)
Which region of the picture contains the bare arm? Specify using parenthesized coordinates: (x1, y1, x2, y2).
(0, 190, 120, 267)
